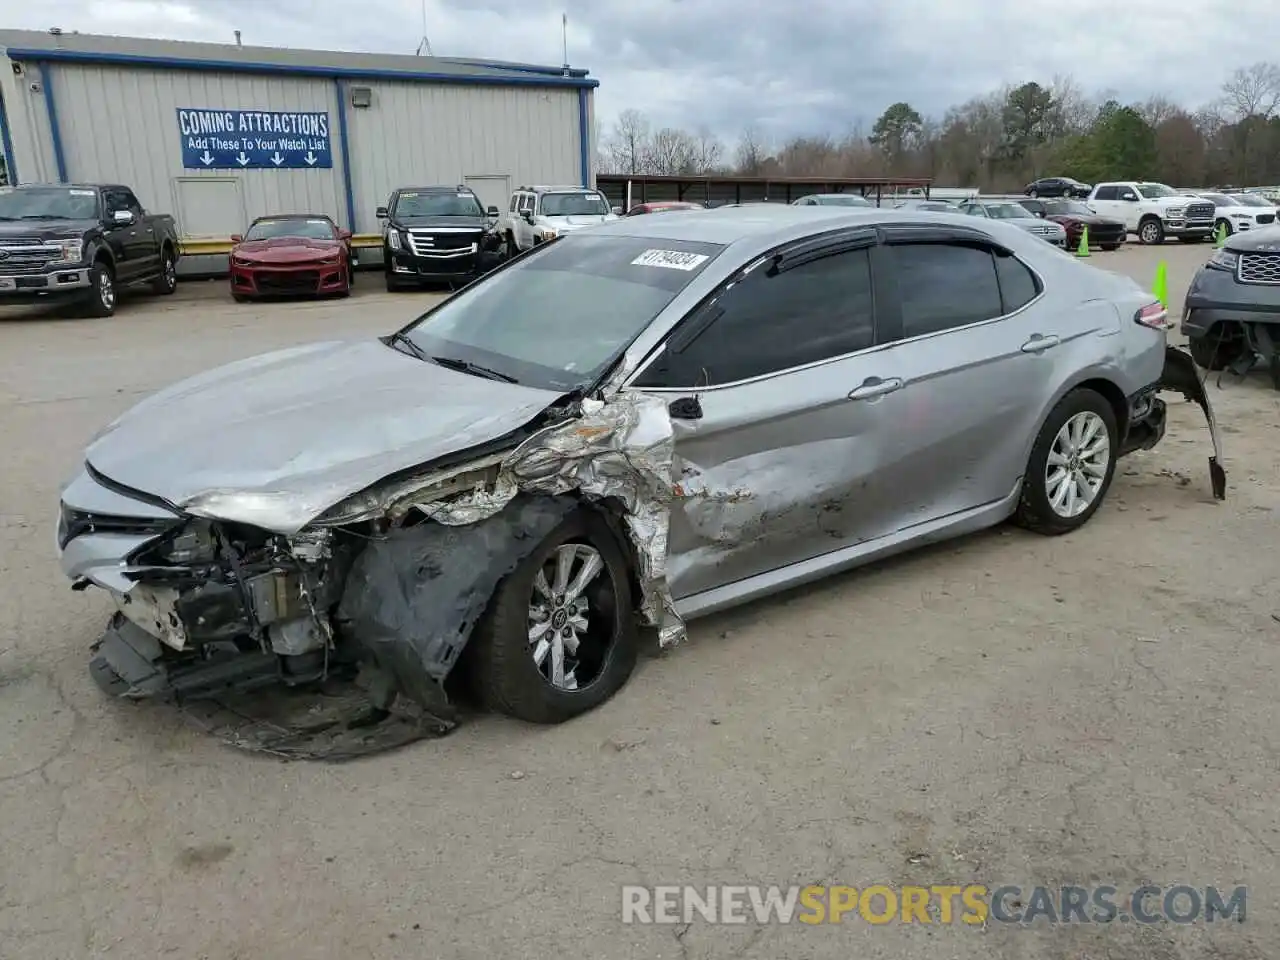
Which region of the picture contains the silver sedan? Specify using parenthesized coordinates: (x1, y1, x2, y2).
(57, 205, 1225, 736)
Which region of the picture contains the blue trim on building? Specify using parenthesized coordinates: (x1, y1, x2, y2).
(40, 65, 68, 182)
(578, 88, 590, 187)
(5, 47, 600, 89)
(0, 88, 18, 184)
(334, 78, 357, 232)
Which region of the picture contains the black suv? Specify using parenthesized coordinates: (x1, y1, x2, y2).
(377, 185, 503, 290)
(1024, 177, 1092, 199)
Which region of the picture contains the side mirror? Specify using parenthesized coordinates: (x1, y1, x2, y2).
(485, 205, 499, 218)
(230, 233, 243, 242)
(111, 209, 135, 225)
(338, 229, 352, 240)
(1121, 193, 1138, 202)
(375, 206, 388, 218)
(523, 211, 536, 224)
(611, 206, 622, 216)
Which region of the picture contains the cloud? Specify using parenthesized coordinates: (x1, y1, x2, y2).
(8, 0, 1275, 145)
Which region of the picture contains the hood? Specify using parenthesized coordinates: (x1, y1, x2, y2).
(1224, 225, 1280, 253)
(1013, 218, 1062, 228)
(0, 218, 97, 241)
(233, 237, 343, 263)
(393, 215, 489, 230)
(540, 214, 618, 230)
(85, 339, 563, 534)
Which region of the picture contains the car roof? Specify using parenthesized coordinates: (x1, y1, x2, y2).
(396, 185, 475, 194)
(250, 213, 336, 221)
(521, 185, 596, 193)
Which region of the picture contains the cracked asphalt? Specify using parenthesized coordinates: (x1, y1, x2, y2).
(1, 245, 1277, 959)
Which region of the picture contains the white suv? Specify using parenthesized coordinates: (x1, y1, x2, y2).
(498, 185, 619, 255)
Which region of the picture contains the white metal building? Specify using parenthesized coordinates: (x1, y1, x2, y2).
(0, 29, 597, 249)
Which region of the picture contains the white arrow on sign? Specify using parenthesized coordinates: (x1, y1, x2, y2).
(271, 151, 284, 166)
(304, 151, 317, 165)
(199, 150, 214, 165)
(236, 152, 250, 166)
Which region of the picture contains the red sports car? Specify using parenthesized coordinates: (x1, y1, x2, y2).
(625, 201, 705, 216)
(229, 214, 353, 301)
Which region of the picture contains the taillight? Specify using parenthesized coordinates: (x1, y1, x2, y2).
(1134, 302, 1172, 330)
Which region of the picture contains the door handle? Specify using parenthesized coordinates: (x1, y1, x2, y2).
(848, 376, 903, 401)
(1021, 334, 1060, 353)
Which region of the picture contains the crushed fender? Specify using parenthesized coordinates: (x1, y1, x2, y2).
(1158, 344, 1227, 500)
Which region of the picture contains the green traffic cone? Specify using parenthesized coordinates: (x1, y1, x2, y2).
(1214, 222, 1227, 248)
(1075, 225, 1090, 257)
(1153, 260, 1168, 309)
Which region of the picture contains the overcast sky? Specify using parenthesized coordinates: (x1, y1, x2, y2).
(7, 0, 1275, 144)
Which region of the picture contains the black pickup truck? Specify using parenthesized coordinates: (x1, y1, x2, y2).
(0, 183, 181, 317)
(377, 184, 504, 291)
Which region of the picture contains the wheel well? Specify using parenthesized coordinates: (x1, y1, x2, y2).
(1138, 213, 1161, 224)
(92, 250, 113, 271)
(1074, 378, 1129, 434)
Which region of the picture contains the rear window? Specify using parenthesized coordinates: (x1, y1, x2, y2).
(401, 233, 725, 391)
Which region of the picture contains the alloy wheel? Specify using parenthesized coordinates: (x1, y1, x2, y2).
(1045, 411, 1111, 518)
(526, 542, 614, 691)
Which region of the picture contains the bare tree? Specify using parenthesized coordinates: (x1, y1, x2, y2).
(603, 108, 652, 175)
(1137, 95, 1180, 128)
(690, 126, 724, 173)
(1221, 62, 1280, 119)
(734, 125, 771, 176)
(647, 127, 697, 175)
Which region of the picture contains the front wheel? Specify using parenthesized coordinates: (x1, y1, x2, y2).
(151, 248, 177, 295)
(84, 262, 116, 318)
(1015, 389, 1118, 536)
(471, 509, 639, 724)
(1028, 189, 1039, 198)
(1216, 218, 1233, 238)
(1139, 218, 1165, 245)
(1188, 326, 1248, 370)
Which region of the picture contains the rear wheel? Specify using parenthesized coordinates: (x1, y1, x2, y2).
(1015, 389, 1118, 536)
(471, 509, 638, 724)
(1188, 324, 1248, 370)
(1028, 189, 1039, 198)
(151, 247, 177, 295)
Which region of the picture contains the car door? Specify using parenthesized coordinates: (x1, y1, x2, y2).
(863, 226, 1062, 528)
(1088, 185, 1123, 222)
(628, 230, 900, 601)
(100, 188, 141, 282)
(515, 193, 536, 248)
(118, 188, 159, 269)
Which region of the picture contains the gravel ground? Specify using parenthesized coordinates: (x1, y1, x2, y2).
(0, 243, 1276, 960)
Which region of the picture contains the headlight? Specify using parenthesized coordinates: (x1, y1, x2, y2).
(538, 227, 559, 240)
(1166, 207, 1185, 218)
(232, 256, 255, 266)
(156, 521, 218, 564)
(386, 230, 402, 251)
(1207, 249, 1239, 271)
(52, 238, 82, 263)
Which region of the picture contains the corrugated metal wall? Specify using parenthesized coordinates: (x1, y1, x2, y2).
(0, 54, 588, 238)
(49, 63, 347, 235)
(342, 82, 582, 234)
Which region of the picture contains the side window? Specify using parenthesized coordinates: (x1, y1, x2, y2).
(994, 253, 1041, 313)
(118, 189, 143, 214)
(892, 242, 1003, 338)
(637, 246, 875, 388)
(508, 194, 518, 213)
(517, 194, 534, 214)
(1094, 186, 1118, 201)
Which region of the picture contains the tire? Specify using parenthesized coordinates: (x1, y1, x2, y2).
(1138, 218, 1164, 245)
(505, 232, 519, 258)
(232, 292, 249, 303)
(1014, 388, 1119, 536)
(384, 274, 403, 292)
(1188, 326, 1247, 370)
(1100, 243, 1120, 251)
(471, 509, 639, 724)
(151, 247, 177, 295)
(84, 261, 116, 318)
(1215, 218, 1233, 238)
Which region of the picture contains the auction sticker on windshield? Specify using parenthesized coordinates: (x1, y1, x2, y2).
(631, 249, 711, 271)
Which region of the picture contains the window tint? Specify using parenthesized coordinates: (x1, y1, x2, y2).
(118, 189, 142, 213)
(517, 194, 534, 213)
(638, 246, 875, 388)
(508, 195, 519, 213)
(893, 243, 1003, 338)
(994, 253, 1040, 313)
(1094, 186, 1118, 200)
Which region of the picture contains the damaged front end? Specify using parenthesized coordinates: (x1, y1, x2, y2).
(63, 391, 679, 758)
(1157, 344, 1228, 500)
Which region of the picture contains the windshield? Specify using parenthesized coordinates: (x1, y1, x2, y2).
(539, 192, 610, 217)
(393, 192, 484, 217)
(1236, 193, 1274, 207)
(1137, 183, 1177, 199)
(815, 195, 871, 206)
(244, 217, 335, 241)
(983, 203, 1029, 219)
(1046, 200, 1093, 216)
(399, 234, 724, 391)
(0, 186, 98, 220)
(1195, 193, 1232, 206)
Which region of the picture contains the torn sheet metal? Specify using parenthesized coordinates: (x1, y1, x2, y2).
(1157, 344, 1227, 500)
(337, 496, 577, 694)
(417, 394, 684, 646)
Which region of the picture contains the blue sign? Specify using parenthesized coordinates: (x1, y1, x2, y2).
(177, 108, 333, 170)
